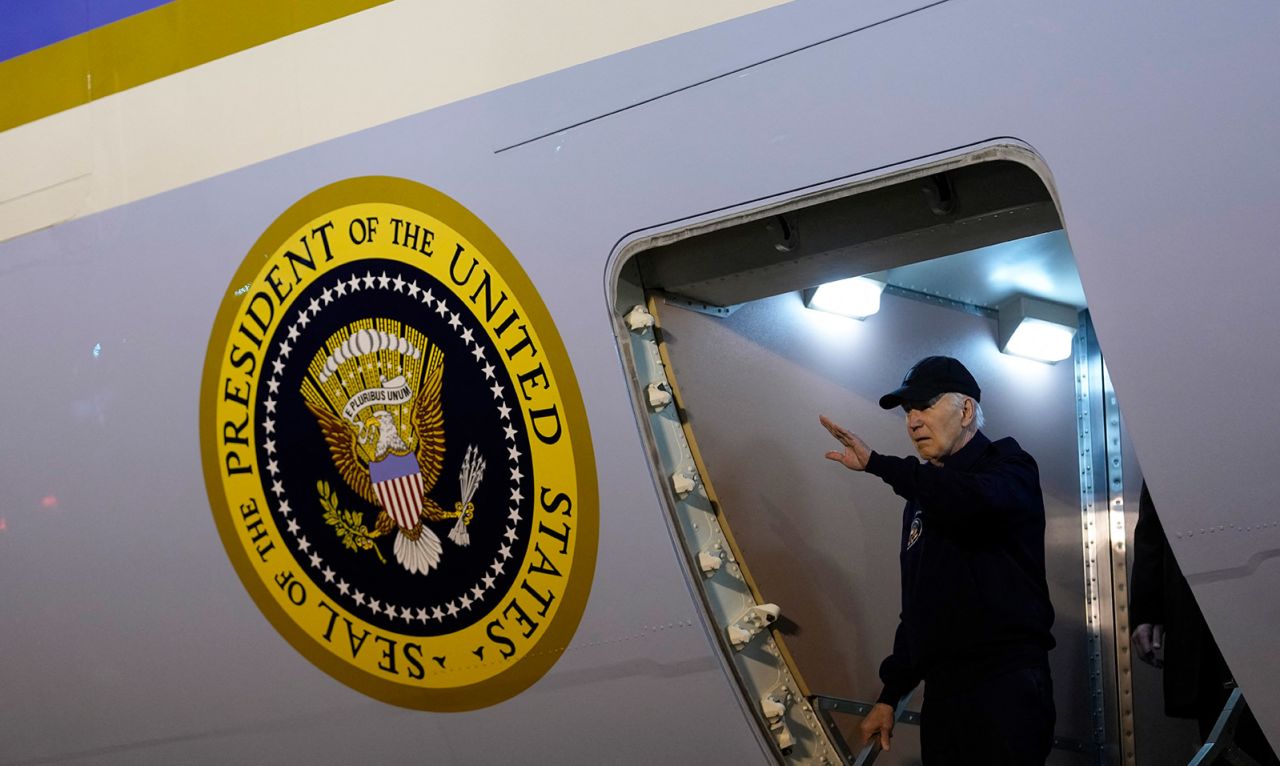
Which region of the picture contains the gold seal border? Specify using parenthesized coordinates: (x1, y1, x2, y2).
(199, 176, 599, 711)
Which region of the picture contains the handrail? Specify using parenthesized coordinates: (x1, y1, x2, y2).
(1188, 688, 1261, 766)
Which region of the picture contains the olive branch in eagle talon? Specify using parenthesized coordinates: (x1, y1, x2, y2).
(318, 480, 386, 564)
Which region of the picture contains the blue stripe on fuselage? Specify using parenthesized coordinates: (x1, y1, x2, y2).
(0, 0, 173, 62)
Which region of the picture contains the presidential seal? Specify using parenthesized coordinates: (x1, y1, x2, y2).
(200, 177, 597, 710)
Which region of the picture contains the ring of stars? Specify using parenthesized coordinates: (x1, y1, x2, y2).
(259, 269, 529, 627)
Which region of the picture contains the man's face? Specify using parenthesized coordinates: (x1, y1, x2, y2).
(903, 394, 969, 464)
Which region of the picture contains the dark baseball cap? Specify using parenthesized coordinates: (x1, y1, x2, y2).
(878, 356, 981, 409)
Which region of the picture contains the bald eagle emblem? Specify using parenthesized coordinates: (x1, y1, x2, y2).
(300, 319, 485, 575)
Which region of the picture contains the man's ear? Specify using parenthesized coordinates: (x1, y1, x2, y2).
(960, 396, 975, 428)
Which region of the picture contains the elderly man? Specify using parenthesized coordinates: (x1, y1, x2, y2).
(821, 356, 1056, 765)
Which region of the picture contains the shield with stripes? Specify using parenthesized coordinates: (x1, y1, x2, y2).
(368, 452, 425, 529)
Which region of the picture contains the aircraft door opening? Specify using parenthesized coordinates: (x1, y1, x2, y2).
(611, 148, 1199, 765)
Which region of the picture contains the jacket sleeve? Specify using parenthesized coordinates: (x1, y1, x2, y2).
(863, 445, 1040, 525)
(1128, 482, 1166, 628)
(875, 619, 921, 706)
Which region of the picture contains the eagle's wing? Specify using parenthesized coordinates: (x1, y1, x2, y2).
(412, 348, 445, 494)
(304, 400, 376, 505)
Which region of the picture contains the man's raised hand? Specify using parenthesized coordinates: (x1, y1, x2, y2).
(820, 415, 872, 471)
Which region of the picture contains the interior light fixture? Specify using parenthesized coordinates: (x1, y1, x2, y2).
(803, 276, 886, 320)
(997, 295, 1079, 363)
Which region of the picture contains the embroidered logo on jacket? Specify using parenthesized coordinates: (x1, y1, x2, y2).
(907, 509, 924, 550)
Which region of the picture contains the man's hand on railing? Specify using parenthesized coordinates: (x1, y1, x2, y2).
(860, 702, 896, 752)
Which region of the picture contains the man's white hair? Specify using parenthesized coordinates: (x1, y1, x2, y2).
(946, 392, 984, 431)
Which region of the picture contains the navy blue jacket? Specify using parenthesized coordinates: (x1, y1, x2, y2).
(865, 431, 1056, 705)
